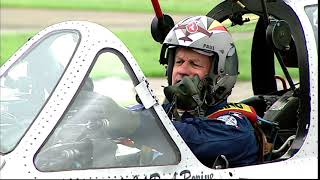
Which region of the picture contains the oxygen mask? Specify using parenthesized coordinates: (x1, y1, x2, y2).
(164, 75, 208, 111)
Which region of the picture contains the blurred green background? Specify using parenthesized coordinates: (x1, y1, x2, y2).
(0, 0, 218, 14)
(0, 0, 298, 80)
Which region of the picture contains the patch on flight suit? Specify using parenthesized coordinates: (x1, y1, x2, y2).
(216, 114, 238, 128)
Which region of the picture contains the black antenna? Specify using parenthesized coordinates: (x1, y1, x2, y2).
(150, 0, 174, 43)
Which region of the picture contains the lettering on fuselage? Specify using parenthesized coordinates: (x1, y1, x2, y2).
(123, 170, 215, 179)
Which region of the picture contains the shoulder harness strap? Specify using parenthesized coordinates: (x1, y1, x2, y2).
(207, 103, 258, 123)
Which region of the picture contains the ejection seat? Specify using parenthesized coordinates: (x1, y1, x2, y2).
(240, 86, 299, 162)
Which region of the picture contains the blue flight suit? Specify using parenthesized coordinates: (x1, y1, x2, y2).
(164, 100, 259, 168)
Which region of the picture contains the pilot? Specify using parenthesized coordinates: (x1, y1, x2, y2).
(159, 16, 260, 168)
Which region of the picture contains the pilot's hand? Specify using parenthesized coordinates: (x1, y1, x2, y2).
(99, 95, 141, 136)
(70, 91, 141, 137)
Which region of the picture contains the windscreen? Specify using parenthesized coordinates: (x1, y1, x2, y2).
(305, 4, 318, 49)
(35, 49, 180, 172)
(0, 31, 80, 154)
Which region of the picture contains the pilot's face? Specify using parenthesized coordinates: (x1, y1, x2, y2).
(172, 48, 212, 85)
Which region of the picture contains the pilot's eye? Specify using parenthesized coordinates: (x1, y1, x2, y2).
(191, 61, 202, 68)
(175, 59, 184, 65)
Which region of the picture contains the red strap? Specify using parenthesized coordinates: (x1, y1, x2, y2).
(207, 103, 258, 124)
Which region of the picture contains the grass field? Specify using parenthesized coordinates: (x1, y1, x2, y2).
(0, 0, 299, 80)
(0, 0, 219, 15)
(0, 30, 299, 80)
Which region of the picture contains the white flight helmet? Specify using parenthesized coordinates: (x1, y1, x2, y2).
(160, 16, 239, 105)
